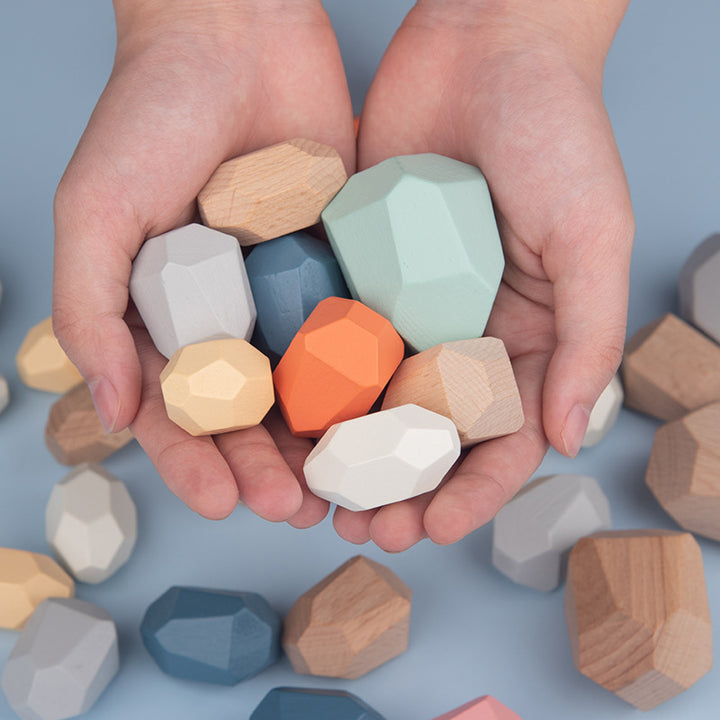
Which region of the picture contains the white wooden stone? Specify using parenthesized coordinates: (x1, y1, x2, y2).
(0, 375, 9, 415)
(582, 373, 624, 448)
(678, 233, 720, 344)
(0, 598, 119, 720)
(304, 404, 460, 511)
(492, 474, 612, 592)
(129, 223, 256, 358)
(45, 464, 137, 584)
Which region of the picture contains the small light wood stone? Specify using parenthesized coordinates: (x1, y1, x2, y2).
(16, 317, 82, 393)
(646, 401, 720, 541)
(622, 313, 720, 421)
(283, 555, 412, 679)
(382, 338, 523, 448)
(45, 383, 133, 465)
(198, 139, 347, 246)
(565, 530, 712, 711)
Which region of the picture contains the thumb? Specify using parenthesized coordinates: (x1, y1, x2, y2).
(541, 213, 634, 457)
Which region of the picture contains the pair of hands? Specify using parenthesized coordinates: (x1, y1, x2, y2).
(52, 0, 633, 551)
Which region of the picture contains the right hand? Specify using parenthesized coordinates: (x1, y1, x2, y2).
(52, 0, 355, 523)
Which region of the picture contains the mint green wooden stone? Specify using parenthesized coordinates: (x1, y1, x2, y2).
(321, 154, 504, 352)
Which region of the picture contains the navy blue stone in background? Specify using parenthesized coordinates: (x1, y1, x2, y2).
(139, 587, 281, 685)
(250, 687, 386, 720)
(245, 232, 350, 365)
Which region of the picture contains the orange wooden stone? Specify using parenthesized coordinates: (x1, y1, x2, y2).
(0, 548, 75, 630)
(622, 313, 720, 421)
(197, 139, 347, 246)
(45, 383, 133, 465)
(16, 317, 82, 393)
(282, 555, 411, 679)
(273, 297, 404, 437)
(565, 530, 712, 711)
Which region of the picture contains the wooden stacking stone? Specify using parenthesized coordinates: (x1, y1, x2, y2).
(382, 338, 523, 447)
(251, 688, 385, 720)
(582, 373, 624, 448)
(433, 696, 522, 720)
(45, 383, 133, 465)
(565, 530, 712, 711)
(283, 556, 411, 679)
(679, 233, 720, 343)
(622, 313, 720, 421)
(0, 374, 8, 415)
(198, 139, 347, 246)
(646, 401, 720, 541)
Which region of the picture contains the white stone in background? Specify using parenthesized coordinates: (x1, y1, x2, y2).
(1, 598, 119, 720)
(129, 223, 256, 358)
(582, 373, 624, 448)
(304, 404, 461, 511)
(679, 233, 720, 344)
(46, 463, 137, 584)
(492, 474, 612, 592)
(0, 375, 8, 415)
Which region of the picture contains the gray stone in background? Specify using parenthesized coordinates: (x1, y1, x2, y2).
(46, 463, 137, 584)
(0, 598, 119, 720)
(492, 475, 612, 592)
(129, 223, 256, 359)
(678, 233, 720, 344)
(582, 374, 624, 448)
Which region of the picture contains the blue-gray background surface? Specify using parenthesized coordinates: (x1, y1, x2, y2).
(0, 2, 719, 719)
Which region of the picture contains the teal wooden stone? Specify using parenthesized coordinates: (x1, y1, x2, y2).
(140, 587, 280, 685)
(245, 232, 349, 364)
(250, 688, 385, 720)
(322, 154, 504, 352)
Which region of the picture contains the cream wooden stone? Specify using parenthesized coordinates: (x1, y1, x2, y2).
(582, 373, 624, 448)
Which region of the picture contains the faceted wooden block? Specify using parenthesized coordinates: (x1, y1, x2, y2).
(492, 475, 611, 592)
(679, 233, 720, 343)
(646, 401, 720, 541)
(582, 373, 624, 448)
(622, 313, 720, 421)
(382, 338, 523, 448)
(1, 598, 119, 720)
(16, 317, 82, 393)
(0, 374, 8, 415)
(45, 382, 133, 465)
(433, 695, 523, 720)
(0, 548, 74, 630)
(273, 297, 404, 438)
(140, 587, 281, 685)
(322, 153, 504, 351)
(283, 556, 412, 679)
(245, 231, 350, 364)
(251, 688, 385, 720)
(46, 464, 137, 584)
(129, 223, 256, 359)
(565, 530, 712, 711)
(304, 404, 460, 511)
(198, 139, 347, 246)
(160, 338, 274, 436)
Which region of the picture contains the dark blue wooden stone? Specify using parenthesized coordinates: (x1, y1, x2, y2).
(245, 232, 350, 364)
(250, 688, 386, 720)
(140, 586, 280, 685)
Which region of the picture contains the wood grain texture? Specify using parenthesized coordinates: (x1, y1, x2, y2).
(565, 530, 712, 711)
(622, 313, 720, 421)
(282, 555, 412, 679)
(198, 139, 347, 246)
(646, 401, 720, 541)
(45, 383, 133, 465)
(381, 337, 523, 448)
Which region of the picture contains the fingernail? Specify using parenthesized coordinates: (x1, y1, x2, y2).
(561, 404, 590, 458)
(88, 376, 119, 433)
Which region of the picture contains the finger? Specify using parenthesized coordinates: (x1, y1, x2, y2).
(333, 507, 375, 545)
(262, 408, 330, 529)
(128, 316, 239, 519)
(541, 208, 634, 457)
(368, 493, 433, 553)
(423, 351, 549, 545)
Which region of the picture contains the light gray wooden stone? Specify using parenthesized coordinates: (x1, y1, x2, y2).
(492, 474, 612, 592)
(582, 373, 624, 448)
(129, 223, 256, 358)
(0, 375, 8, 415)
(679, 233, 720, 343)
(304, 404, 461, 511)
(45, 463, 137, 584)
(0, 598, 119, 720)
